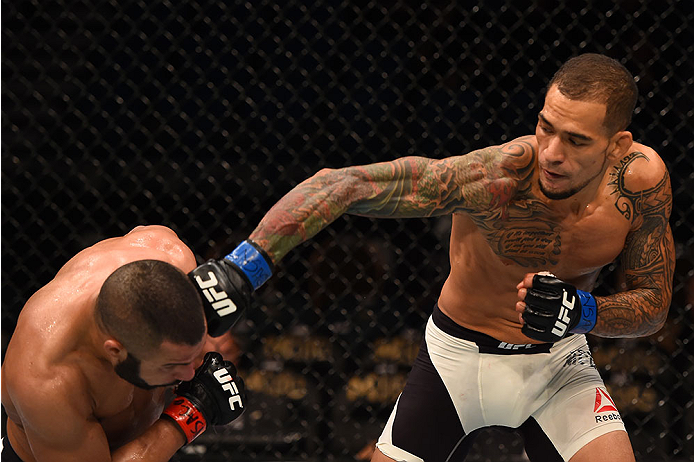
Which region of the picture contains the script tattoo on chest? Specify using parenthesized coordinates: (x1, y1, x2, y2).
(496, 228, 562, 266)
(466, 140, 561, 267)
(471, 203, 562, 267)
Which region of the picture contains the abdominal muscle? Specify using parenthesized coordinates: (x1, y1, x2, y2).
(438, 214, 554, 345)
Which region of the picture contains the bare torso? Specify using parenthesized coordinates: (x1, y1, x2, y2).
(438, 139, 651, 344)
(1, 226, 197, 461)
(250, 134, 667, 344)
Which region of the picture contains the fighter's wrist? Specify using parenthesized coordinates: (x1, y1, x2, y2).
(162, 396, 208, 444)
(570, 290, 597, 334)
(158, 413, 190, 448)
(224, 240, 274, 290)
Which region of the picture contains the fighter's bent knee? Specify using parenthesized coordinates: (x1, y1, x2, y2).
(569, 430, 634, 462)
(371, 447, 396, 462)
(372, 444, 423, 462)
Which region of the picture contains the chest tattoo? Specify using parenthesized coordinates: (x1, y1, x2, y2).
(470, 198, 561, 267)
(495, 228, 562, 266)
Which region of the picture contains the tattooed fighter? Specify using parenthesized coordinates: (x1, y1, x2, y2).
(190, 54, 674, 461)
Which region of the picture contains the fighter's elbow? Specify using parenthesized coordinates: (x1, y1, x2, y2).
(650, 314, 668, 335)
(647, 298, 670, 335)
(314, 166, 369, 196)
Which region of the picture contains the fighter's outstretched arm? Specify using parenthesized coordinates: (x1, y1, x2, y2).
(190, 137, 535, 337)
(250, 136, 535, 264)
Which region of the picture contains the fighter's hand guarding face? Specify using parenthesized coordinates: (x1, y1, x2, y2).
(162, 352, 247, 443)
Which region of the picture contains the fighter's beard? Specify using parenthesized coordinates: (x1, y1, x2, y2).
(115, 352, 180, 390)
(539, 154, 608, 200)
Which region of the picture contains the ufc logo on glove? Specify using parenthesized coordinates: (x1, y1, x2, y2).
(214, 368, 244, 411)
(551, 290, 575, 337)
(193, 271, 238, 317)
(521, 273, 597, 343)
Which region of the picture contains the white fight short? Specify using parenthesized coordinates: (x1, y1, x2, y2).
(376, 305, 626, 462)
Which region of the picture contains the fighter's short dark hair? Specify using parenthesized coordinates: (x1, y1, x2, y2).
(95, 259, 205, 354)
(548, 53, 638, 134)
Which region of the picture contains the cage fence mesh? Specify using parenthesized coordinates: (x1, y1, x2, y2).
(2, 0, 693, 461)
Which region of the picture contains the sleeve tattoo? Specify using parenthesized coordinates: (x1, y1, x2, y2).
(249, 138, 534, 263)
(595, 152, 675, 337)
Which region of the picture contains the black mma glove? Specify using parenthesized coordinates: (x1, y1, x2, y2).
(162, 352, 247, 444)
(189, 240, 274, 337)
(521, 272, 597, 342)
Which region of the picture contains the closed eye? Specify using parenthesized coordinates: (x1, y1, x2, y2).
(539, 124, 554, 134)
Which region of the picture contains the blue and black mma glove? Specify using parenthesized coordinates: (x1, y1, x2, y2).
(189, 240, 274, 337)
(521, 272, 597, 343)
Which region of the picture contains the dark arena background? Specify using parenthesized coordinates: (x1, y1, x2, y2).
(2, 1, 693, 461)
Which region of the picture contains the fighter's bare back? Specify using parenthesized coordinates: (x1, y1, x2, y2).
(1, 226, 197, 461)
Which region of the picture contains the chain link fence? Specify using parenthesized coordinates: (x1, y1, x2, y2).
(2, 0, 693, 461)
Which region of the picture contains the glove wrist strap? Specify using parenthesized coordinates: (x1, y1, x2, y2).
(162, 397, 208, 444)
(571, 290, 597, 334)
(224, 240, 273, 290)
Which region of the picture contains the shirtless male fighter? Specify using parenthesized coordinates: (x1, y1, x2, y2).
(1, 225, 247, 461)
(189, 53, 674, 461)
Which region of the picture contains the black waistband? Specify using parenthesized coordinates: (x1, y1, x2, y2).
(431, 304, 553, 355)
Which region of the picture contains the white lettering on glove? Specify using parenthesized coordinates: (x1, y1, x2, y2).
(194, 271, 238, 316)
(551, 289, 575, 337)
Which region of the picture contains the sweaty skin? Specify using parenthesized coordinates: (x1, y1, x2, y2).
(1, 226, 203, 462)
(249, 86, 674, 346)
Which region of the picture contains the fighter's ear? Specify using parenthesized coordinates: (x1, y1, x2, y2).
(608, 130, 633, 160)
(103, 338, 127, 365)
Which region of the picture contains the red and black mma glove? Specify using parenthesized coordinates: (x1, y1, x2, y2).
(189, 240, 274, 337)
(521, 273, 597, 343)
(162, 352, 247, 444)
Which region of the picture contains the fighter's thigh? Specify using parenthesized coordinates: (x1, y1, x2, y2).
(376, 339, 467, 462)
(532, 378, 629, 460)
(569, 430, 634, 462)
(371, 446, 398, 462)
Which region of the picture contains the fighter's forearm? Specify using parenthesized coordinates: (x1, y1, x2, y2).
(593, 225, 675, 338)
(249, 157, 442, 263)
(249, 142, 533, 264)
(592, 288, 669, 338)
(111, 418, 186, 462)
(248, 166, 375, 263)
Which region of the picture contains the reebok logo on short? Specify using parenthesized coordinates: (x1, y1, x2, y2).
(593, 387, 617, 413)
(593, 387, 621, 423)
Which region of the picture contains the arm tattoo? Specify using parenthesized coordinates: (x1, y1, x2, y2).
(250, 137, 534, 263)
(595, 152, 675, 337)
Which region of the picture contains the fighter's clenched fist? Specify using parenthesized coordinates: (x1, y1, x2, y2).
(163, 352, 246, 443)
(516, 272, 597, 342)
(189, 240, 274, 337)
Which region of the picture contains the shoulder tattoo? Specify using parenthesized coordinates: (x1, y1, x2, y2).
(607, 151, 672, 221)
